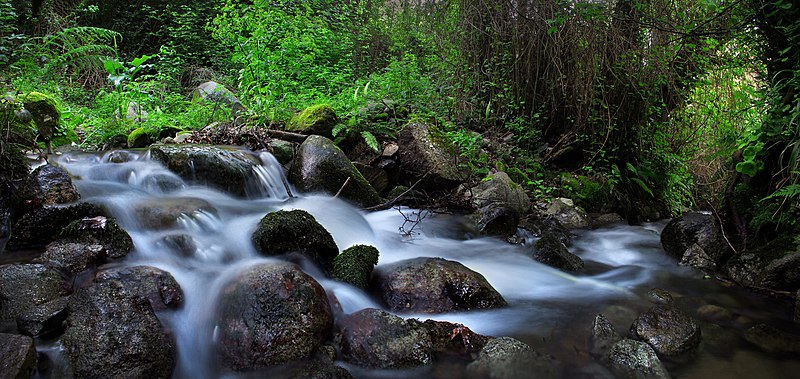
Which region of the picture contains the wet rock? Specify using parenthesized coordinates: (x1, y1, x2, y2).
(6, 202, 106, 250)
(338, 308, 432, 369)
(289, 135, 381, 208)
(0, 333, 37, 379)
(13, 165, 79, 217)
(148, 145, 262, 197)
(544, 198, 589, 229)
(62, 279, 176, 378)
(696, 304, 733, 323)
(371, 257, 506, 313)
(604, 339, 671, 379)
(158, 234, 197, 257)
(629, 305, 701, 357)
(660, 212, 731, 270)
(289, 358, 353, 379)
(94, 266, 184, 311)
(724, 235, 800, 292)
(795, 290, 800, 324)
(591, 213, 625, 228)
(645, 288, 673, 305)
(133, 197, 216, 229)
(353, 162, 390, 196)
(0, 264, 69, 329)
(397, 122, 467, 192)
(518, 215, 572, 246)
(215, 262, 332, 371)
(466, 337, 562, 379)
(127, 127, 151, 148)
(423, 320, 489, 359)
(759, 252, 800, 292)
(287, 104, 339, 137)
(269, 139, 296, 165)
(744, 323, 800, 355)
(332, 245, 379, 289)
(192, 81, 246, 116)
(590, 314, 623, 357)
(15, 296, 69, 337)
(468, 171, 530, 237)
(531, 233, 584, 272)
(33, 242, 104, 275)
(58, 216, 133, 259)
(252, 209, 339, 274)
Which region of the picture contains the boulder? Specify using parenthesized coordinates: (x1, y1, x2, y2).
(397, 122, 467, 192)
(289, 135, 381, 208)
(127, 126, 151, 148)
(13, 164, 79, 216)
(148, 145, 262, 197)
(33, 241, 105, 275)
(0, 333, 37, 379)
(660, 212, 731, 270)
(590, 213, 625, 228)
(759, 252, 800, 292)
(62, 280, 176, 378)
(724, 236, 800, 291)
(6, 202, 107, 250)
(589, 314, 623, 357)
(543, 198, 588, 229)
(744, 323, 800, 355)
(192, 81, 246, 116)
(337, 308, 433, 369)
(423, 320, 489, 359)
(20, 92, 59, 152)
(371, 257, 506, 313)
(629, 305, 701, 357)
(252, 209, 339, 274)
(57, 215, 133, 259)
(287, 104, 339, 137)
(93, 266, 184, 311)
(132, 197, 216, 229)
(531, 233, 584, 272)
(332, 245, 379, 289)
(15, 296, 69, 337)
(467, 172, 530, 237)
(214, 262, 333, 371)
(603, 339, 671, 379)
(466, 337, 562, 379)
(0, 264, 70, 328)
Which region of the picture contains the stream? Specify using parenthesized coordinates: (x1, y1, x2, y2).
(42, 148, 800, 378)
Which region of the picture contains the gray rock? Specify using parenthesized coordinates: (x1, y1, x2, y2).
(397, 122, 467, 191)
(289, 135, 381, 208)
(759, 252, 800, 292)
(531, 233, 584, 272)
(645, 288, 673, 305)
(543, 198, 589, 229)
(422, 319, 489, 359)
(16, 165, 80, 211)
(590, 314, 622, 357)
(468, 172, 530, 236)
(0, 333, 37, 379)
(252, 209, 339, 274)
(93, 266, 183, 311)
(338, 308, 432, 369)
(604, 339, 671, 379)
(466, 337, 562, 379)
(215, 262, 332, 371)
(57, 215, 133, 259)
(0, 264, 70, 328)
(148, 145, 262, 197)
(132, 197, 216, 229)
(34, 242, 104, 275)
(6, 202, 107, 250)
(660, 212, 731, 269)
(15, 296, 69, 337)
(629, 305, 701, 357)
(696, 304, 733, 323)
(62, 280, 176, 378)
(354, 162, 390, 195)
(744, 323, 800, 354)
(591, 213, 625, 228)
(371, 257, 506, 314)
(192, 81, 245, 116)
(268, 139, 296, 165)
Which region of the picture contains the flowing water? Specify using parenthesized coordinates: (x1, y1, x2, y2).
(40, 148, 800, 378)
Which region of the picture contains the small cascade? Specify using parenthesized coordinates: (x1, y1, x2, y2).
(246, 151, 294, 200)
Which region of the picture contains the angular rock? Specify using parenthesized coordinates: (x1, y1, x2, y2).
(268, 139, 296, 165)
(148, 145, 262, 197)
(14, 165, 79, 215)
(759, 252, 800, 292)
(532, 233, 584, 272)
(660, 212, 731, 269)
(354, 162, 391, 196)
(252, 209, 339, 274)
(604, 339, 671, 379)
(289, 135, 381, 208)
(371, 257, 506, 313)
(34, 241, 105, 275)
(6, 202, 107, 250)
(332, 245, 379, 289)
(0, 264, 70, 327)
(62, 280, 176, 378)
(744, 323, 800, 354)
(0, 333, 37, 379)
(338, 308, 432, 369)
(543, 198, 588, 229)
(466, 337, 562, 379)
(590, 314, 622, 357)
(93, 266, 184, 311)
(397, 122, 467, 191)
(629, 305, 701, 357)
(15, 296, 69, 337)
(215, 262, 332, 371)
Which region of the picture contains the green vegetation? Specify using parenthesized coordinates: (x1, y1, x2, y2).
(2, 0, 798, 248)
(332, 245, 380, 289)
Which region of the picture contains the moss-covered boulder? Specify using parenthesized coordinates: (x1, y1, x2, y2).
(332, 245, 379, 289)
(252, 209, 339, 273)
(0, 98, 35, 182)
(127, 126, 151, 148)
(287, 104, 339, 137)
(215, 262, 333, 371)
(289, 135, 381, 208)
(19, 92, 59, 152)
(397, 122, 468, 192)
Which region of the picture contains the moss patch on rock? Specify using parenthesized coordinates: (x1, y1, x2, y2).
(287, 104, 339, 136)
(251, 209, 339, 273)
(332, 245, 379, 289)
(127, 127, 151, 148)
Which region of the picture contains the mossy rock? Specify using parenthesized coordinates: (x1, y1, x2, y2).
(20, 92, 59, 148)
(397, 122, 468, 191)
(251, 209, 339, 273)
(59, 216, 134, 259)
(332, 245, 379, 289)
(287, 104, 339, 137)
(127, 127, 151, 148)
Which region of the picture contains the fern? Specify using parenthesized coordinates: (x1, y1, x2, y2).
(763, 184, 800, 200)
(19, 26, 120, 78)
(361, 130, 379, 152)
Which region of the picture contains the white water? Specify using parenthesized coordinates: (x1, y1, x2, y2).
(50, 149, 800, 379)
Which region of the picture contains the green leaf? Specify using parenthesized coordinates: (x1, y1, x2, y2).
(332, 123, 347, 138)
(361, 130, 379, 152)
(130, 54, 152, 67)
(102, 58, 123, 75)
(736, 160, 759, 176)
(631, 177, 654, 197)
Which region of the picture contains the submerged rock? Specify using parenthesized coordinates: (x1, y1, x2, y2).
(0, 333, 38, 379)
(744, 323, 800, 355)
(133, 197, 216, 229)
(466, 337, 562, 379)
(532, 233, 584, 272)
(289, 135, 381, 208)
(660, 212, 731, 270)
(252, 209, 339, 274)
(397, 122, 467, 192)
(604, 339, 671, 379)
(590, 314, 623, 357)
(337, 308, 433, 369)
(629, 305, 701, 357)
(332, 244, 379, 289)
(371, 257, 506, 313)
(215, 262, 333, 371)
(62, 279, 176, 378)
(423, 320, 489, 359)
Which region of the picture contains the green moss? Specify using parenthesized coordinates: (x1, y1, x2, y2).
(251, 209, 339, 272)
(20, 92, 57, 108)
(332, 245, 380, 289)
(127, 127, 150, 148)
(20, 92, 59, 144)
(287, 104, 338, 135)
(426, 123, 458, 156)
(59, 216, 133, 259)
(506, 168, 531, 187)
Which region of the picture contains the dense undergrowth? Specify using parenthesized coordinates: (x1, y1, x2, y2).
(1, 0, 799, 243)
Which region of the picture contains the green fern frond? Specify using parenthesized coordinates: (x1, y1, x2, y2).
(763, 184, 800, 200)
(361, 130, 379, 152)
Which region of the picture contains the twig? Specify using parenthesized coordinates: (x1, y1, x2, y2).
(706, 200, 738, 255)
(265, 129, 308, 143)
(364, 173, 430, 211)
(334, 177, 351, 198)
